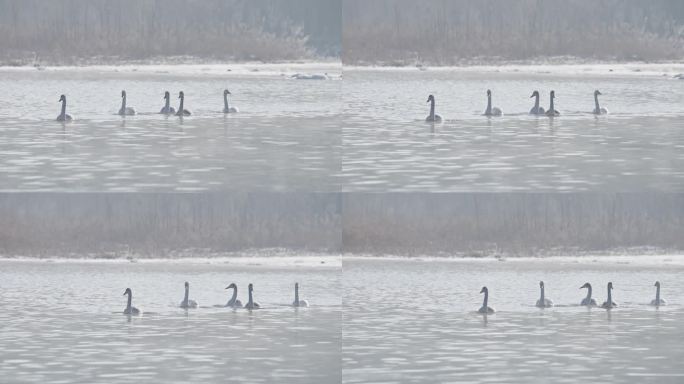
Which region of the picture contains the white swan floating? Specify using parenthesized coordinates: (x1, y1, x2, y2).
(650, 281, 667, 306)
(529, 91, 545, 115)
(176, 91, 191, 116)
(118, 90, 136, 116)
(223, 89, 239, 113)
(593, 90, 609, 115)
(160, 91, 176, 115)
(601, 282, 618, 309)
(483, 89, 503, 117)
(244, 283, 260, 310)
(580, 282, 598, 306)
(123, 287, 140, 315)
(536, 281, 554, 308)
(179, 281, 198, 309)
(425, 94, 443, 123)
(478, 286, 495, 314)
(225, 283, 243, 308)
(56, 94, 73, 122)
(546, 90, 560, 117)
(292, 282, 309, 307)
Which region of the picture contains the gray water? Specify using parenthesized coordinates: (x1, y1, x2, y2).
(0, 260, 341, 383)
(343, 257, 684, 384)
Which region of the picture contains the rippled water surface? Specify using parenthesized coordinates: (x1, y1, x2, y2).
(343, 257, 684, 383)
(0, 259, 341, 383)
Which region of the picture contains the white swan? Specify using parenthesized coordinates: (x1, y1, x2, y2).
(244, 283, 260, 310)
(56, 94, 73, 122)
(118, 90, 136, 116)
(160, 91, 176, 115)
(223, 89, 239, 113)
(546, 90, 560, 117)
(176, 91, 191, 116)
(123, 288, 140, 315)
(650, 281, 667, 306)
(536, 281, 554, 308)
(425, 94, 442, 122)
(580, 282, 598, 306)
(483, 89, 503, 116)
(529, 91, 546, 115)
(179, 281, 198, 309)
(478, 286, 495, 314)
(601, 282, 618, 309)
(292, 282, 309, 307)
(225, 283, 243, 308)
(592, 90, 609, 115)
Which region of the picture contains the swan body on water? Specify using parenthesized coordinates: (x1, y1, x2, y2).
(650, 281, 667, 306)
(223, 89, 239, 113)
(179, 281, 198, 309)
(529, 91, 546, 115)
(292, 282, 309, 307)
(225, 283, 243, 308)
(244, 283, 260, 310)
(425, 94, 442, 122)
(160, 91, 176, 115)
(176, 91, 191, 116)
(478, 286, 495, 314)
(580, 282, 598, 306)
(123, 288, 140, 315)
(536, 281, 554, 308)
(483, 89, 503, 116)
(592, 90, 609, 115)
(118, 90, 136, 116)
(601, 282, 618, 309)
(56, 94, 73, 122)
(546, 90, 560, 117)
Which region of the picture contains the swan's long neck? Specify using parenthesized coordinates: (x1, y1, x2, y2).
(61, 99, 67, 117)
(126, 293, 132, 310)
(183, 286, 189, 304)
(540, 286, 545, 303)
(486, 94, 492, 114)
(534, 94, 540, 109)
(483, 290, 489, 308)
(179, 96, 184, 112)
(607, 286, 612, 304)
(656, 285, 661, 302)
(248, 288, 253, 305)
(295, 285, 299, 304)
(586, 286, 592, 300)
(224, 93, 229, 110)
(121, 95, 126, 112)
(228, 287, 238, 305)
(594, 93, 600, 112)
(549, 95, 555, 112)
(429, 99, 435, 119)
(165, 95, 170, 109)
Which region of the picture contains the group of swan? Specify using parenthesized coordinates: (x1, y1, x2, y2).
(57, 89, 240, 121)
(478, 281, 666, 314)
(426, 89, 608, 122)
(123, 281, 308, 315)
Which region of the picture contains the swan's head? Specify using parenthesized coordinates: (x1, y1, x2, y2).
(123, 288, 132, 296)
(655, 281, 661, 287)
(225, 283, 237, 290)
(164, 91, 170, 99)
(121, 90, 126, 98)
(530, 90, 539, 98)
(248, 283, 253, 292)
(480, 286, 488, 294)
(607, 282, 613, 290)
(539, 281, 544, 288)
(178, 91, 184, 99)
(295, 282, 299, 290)
(487, 89, 492, 96)
(224, 89, 231, 95)
(427, 94, 435, 103)
(594, 90, 602, 96)
(59, 94, 66, 102)
(184, 281, 189, 288)
(580, 282, 591, 289)
(550, 90, 556, 99)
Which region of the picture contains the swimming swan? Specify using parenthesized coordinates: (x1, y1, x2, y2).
(160, 91, 176, 115)
(601, 282, 618, 309)
(56, 94, 73, 122)
(529, 91, 546, 115)
(650, 281, 667, 306)
(546, 90, 560, 117)
(478, 286, 495, 314)
(244, 283, 260, 309)
(580, 282, 598, 306)
(425, 94, 442, 123)
(223, 89, 239, 113)
(123, 288, 140, 315)
(536, 281, 554, 308)
(592, 90, 609, 115)
(225, 283, 243, 308)
(176, 91, 191, 116)
(179, 281, 198, 309)
(292, 282, 309, 307)
(483, 89, 503, 116)
(118, 90, 136, 116)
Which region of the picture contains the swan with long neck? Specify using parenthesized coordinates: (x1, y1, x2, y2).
(160, 91, 176, 115)
(244, 283, 260, 309)
(546, 90, 560, 117)
(601, 282, 618, 309)
(56, 94, 73, 122)
(176, 91, 191, 116)
(223, 89, 239, 113)
(225, 283, 243, 308)
(292, 282, 309, 307)
(650, 281, 667, 306)
(536, 281, 554, 308)
(179, 281, 198, 309)
(123, 288, 140, 315)
(529, 91, 545, 115)
(580, 282, 598, 306)
(483, 89, 503, 116)
(425, 94, 442, 122)
(478, 286, 495, 314)
(118, 90, 136, 116)
(592, 90, 608, 115)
